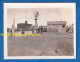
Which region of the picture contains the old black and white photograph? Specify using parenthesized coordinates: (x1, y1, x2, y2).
(4, 3, 76, 59)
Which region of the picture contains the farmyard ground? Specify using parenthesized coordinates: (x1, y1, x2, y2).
(8, 32, 74, 56)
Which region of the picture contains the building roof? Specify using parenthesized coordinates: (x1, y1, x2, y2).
(47, 21, 66, 25)
(17, 23, 25, 25)
(42, 26, 47, 27)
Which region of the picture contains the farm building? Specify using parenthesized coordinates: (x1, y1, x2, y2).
(17, 21, 34, 31)
(42, 26, 47, 32)
(47, 21, 66, 32)
(15, 21, 34, 34)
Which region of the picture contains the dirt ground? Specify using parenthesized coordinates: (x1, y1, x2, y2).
(8, 32, 74, 56)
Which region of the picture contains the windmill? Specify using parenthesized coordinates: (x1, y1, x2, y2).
(33, 11, 39, 30)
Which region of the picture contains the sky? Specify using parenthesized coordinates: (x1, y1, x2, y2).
(7, 8, 74, 28)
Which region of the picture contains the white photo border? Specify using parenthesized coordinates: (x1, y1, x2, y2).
(4, 3, 76, 59)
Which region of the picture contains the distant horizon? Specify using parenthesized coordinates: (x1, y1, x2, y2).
(7, 20, 73, 29)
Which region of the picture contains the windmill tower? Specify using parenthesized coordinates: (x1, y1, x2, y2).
(33, 11, 39, 30)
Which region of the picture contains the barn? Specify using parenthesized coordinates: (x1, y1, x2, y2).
(15, 21, 34, 34)
(47, 21, 66, 32)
